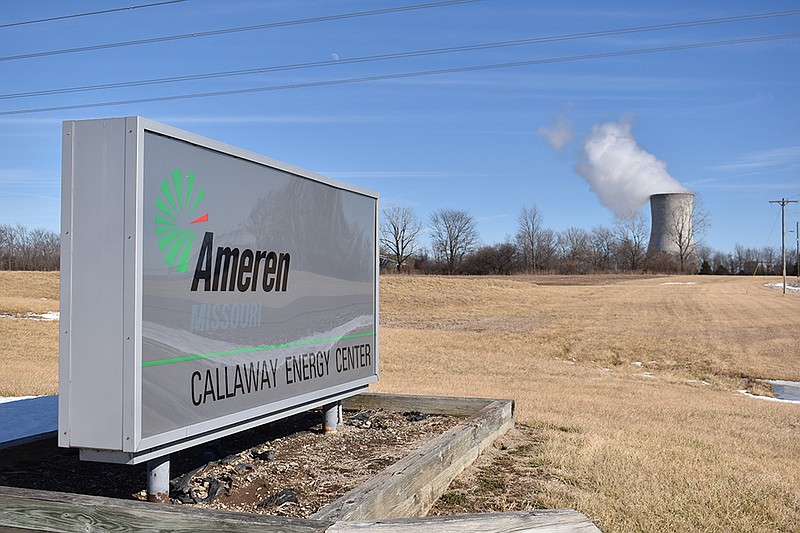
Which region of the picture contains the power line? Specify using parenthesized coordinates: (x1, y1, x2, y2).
(0, 1, 187, 29)
(2, 9, 797, 101)
(2, 33, 796, 116)
(0, 0, 478, 62)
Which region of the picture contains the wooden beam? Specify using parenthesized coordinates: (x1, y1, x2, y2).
(0, 486, 332, 533)
(312, 398, 515, 522)
(329, 509, 602, 532)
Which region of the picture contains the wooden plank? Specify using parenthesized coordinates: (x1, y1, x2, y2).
(311, 399, 514, 522)
(343, 393, 497, 417)
(328, 509, 602, 532)
(388, 400, 515, 518)
(0, 486, 332, 533)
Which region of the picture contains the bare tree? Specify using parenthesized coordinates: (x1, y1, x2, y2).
(734, 244, 758, 275)
(709, 251, 729, 274)
(669, 211, 697, 273)
(760, 246, 780, 275)
(667, 194, 710, 273)
(429, 208, 479, 274)
(695, 243, 713, 267)
(730, 245, 780, 276)
(534, 228, 558, 272)
(696, 243, 714, 274)
(613, 211, 648, 271)
(0, 224, 15, 270)
(590, 225, 616, 272)
(462, 242, 518, 275)
(515, 204, 544, 273)
(380, 205, 422, 272)
(556, 227, 591, 274)
(0, 223, 60, 271)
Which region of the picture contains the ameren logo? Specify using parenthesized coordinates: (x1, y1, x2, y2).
(191, 232, 290, 293)
(155, 169, 208, 273)
(155, 169, 291, 293)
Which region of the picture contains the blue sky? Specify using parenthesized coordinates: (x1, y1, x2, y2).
(1, 0, 798, 254)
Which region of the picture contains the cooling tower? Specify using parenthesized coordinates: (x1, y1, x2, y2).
(646, 192, 697, 261)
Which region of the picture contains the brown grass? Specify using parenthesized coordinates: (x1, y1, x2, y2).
(0, 271, 59, 396)
(374, 275, 800, 532)
(2, 271, 800, 530)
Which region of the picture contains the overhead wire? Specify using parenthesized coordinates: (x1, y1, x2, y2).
(0, 1, 188, 29)
(0, 0, 479, 62)
(1, 9, 798, 101)
(1, 33, 797, 116)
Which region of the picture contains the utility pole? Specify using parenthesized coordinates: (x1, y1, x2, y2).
(792, 221, 800, 279)
(770, 198, 798, 294)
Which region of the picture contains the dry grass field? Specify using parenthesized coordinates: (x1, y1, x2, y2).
(0, 271, 59, 396)
(2, 271, 799, 531)
(373, 274, 800, 532)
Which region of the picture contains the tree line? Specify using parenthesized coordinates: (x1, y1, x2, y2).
(2, 213, 796, 276)
(0, 224, 60, 271)
(380, 204, 798, 276)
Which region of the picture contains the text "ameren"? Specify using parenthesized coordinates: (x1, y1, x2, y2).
(191, 231, 290, 292)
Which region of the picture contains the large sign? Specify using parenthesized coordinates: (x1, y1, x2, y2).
(59, 117, 378, 464)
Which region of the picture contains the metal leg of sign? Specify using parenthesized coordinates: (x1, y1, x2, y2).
(323, 401, 341, 433)
(146, 454, 171, 503)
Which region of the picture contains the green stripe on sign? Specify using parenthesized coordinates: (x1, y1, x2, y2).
(142, 332, 375, 368)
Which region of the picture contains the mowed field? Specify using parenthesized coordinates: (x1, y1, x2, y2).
(2, 271, 799, 531)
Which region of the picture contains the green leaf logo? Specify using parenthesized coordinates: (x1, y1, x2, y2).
(155, 169, 207, 273)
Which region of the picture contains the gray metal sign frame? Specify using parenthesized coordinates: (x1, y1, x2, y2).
(59, 117, 379, 464)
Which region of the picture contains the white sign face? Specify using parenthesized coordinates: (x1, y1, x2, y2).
(59, 118, 378, 463)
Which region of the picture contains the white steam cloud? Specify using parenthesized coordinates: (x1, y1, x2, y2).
(573, 118, 688, 217)
(536, 113, 574, 151)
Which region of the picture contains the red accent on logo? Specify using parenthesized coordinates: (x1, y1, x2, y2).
(191, 213, 209, 224)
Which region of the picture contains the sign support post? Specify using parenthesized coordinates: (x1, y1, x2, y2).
(146, 455, 171, 503)
(323, 402, 341, 433)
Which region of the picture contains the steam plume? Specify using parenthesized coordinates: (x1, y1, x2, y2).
(574, 118, 688, 217)
(536, 112, 574, 151)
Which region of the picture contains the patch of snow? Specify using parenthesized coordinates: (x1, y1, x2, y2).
(661, 282, 697, 285)
(642, 372, 654, 378)
(687, 379, 711, 386)
(737, 390, 800, 405)
(601, 368, 613, 372)
(767, 379, 800, 387)
(0, 396, 38, 404)
(765, 282, 800, 293)
(0, 311, 59, 321)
